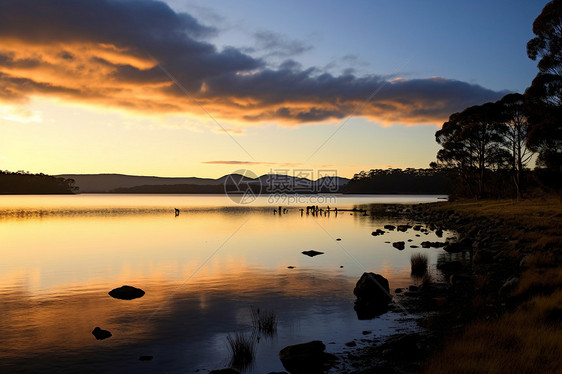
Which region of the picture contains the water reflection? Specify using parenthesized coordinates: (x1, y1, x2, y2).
(0, 195, 448, 373)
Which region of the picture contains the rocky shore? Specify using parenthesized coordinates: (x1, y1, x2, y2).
(333, 198, 562, 373)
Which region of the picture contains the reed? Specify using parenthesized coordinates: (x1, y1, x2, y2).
(251, 306, 277, 336)
(226, 332, 255, 370)
(411, 253, 429, 276)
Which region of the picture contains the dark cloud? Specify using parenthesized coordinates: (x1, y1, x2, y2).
(252, 31, 313, 58)
(0, 0, 508, 126)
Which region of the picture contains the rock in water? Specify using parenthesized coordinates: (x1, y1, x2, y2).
(108, 285, 145, 300)
(279, 340, 334, 374)
(302, 250, 324, 257)
(92, 327, 112, 340)
(397, 225, 411, 232)
(353, 272, 392, 319)
(392, 241, 405, 250)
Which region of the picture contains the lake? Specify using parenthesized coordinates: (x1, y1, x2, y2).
(0, 194, 450, 373)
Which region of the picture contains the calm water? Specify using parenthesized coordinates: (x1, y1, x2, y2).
(0, 194, 450, 373)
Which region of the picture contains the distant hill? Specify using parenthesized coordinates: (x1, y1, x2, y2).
(56, 174, 219, 193)
(57, 173, 350, 193)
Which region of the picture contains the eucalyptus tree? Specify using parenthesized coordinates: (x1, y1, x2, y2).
(526, 0, 562, 170)
(435, 102, 505, 198)
(498, 93, 533, 199)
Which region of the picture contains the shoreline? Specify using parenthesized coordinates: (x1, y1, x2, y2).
(334, 197, 562, 373)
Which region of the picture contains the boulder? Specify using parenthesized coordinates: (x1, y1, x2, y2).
(279, 341, 334, 374)
(302, 250, 324, 257)
(437, 260, 463, 274)
(473, 249, 494, 264)
(421, 241, 445, 248)
(384, 225, 396, 230)
(392, 241, 405, 250)
(449, 274, 472, 286)
(92, 327, 112, 340)
(397, 225, 411, 232)
(380, 333, 422, 359)
(519, 255, 531, 268)
(499, 277, 519, 296)
(108, 285, 145, 300)
(353, 272, 391, 319)
(443, 242, 465, 253)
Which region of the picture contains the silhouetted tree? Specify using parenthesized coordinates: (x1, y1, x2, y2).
(525, 0, 562, 170)
(344, 168, 452, 194)
(498, 93, 534, 199)
(435, 102, 505, 198)
(0, 171, 77, 194)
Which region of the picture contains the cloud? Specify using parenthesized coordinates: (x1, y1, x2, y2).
(0, 103, 42, 123)
(202, 160, 305, 167)
(0, 0, 508, 128)
(251, 31, 313, 58)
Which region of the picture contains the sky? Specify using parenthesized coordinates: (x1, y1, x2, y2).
(0, 0, 547, 179)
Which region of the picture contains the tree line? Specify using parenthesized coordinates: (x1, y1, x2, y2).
(343, 168, 453, 195)
(433, 0, 562, 199)
(0, 171, 77, 194)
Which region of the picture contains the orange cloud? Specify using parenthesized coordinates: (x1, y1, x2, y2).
(0, 0, 508, 128)
(202, 160, 306, 167)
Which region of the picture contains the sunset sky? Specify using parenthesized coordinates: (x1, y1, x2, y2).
(0, 0, 546, 178)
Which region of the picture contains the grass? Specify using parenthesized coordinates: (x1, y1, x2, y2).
(251, 306, 277, 336)
(420, 196, 562, 373)
(421, 272, 433, 286)
(411, 253, 429, 277)
(424, 290, 562, 374)
(226, 333, 255, 370)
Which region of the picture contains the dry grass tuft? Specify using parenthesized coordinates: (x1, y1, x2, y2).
(411, 253, 429, 276)
(513, 267, 562, 299)
(251, 306, 277, 336)
(226, 332, 255, 370)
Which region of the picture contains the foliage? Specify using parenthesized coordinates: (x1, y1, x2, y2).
(344, 168, 453, 194)
(435, 102, 507, 198)
(0, 170, 77, 194)
(498, 93, 534, 199)
(525, 0, 562, 170)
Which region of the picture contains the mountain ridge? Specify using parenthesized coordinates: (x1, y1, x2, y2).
(56, 173, 350, 193)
